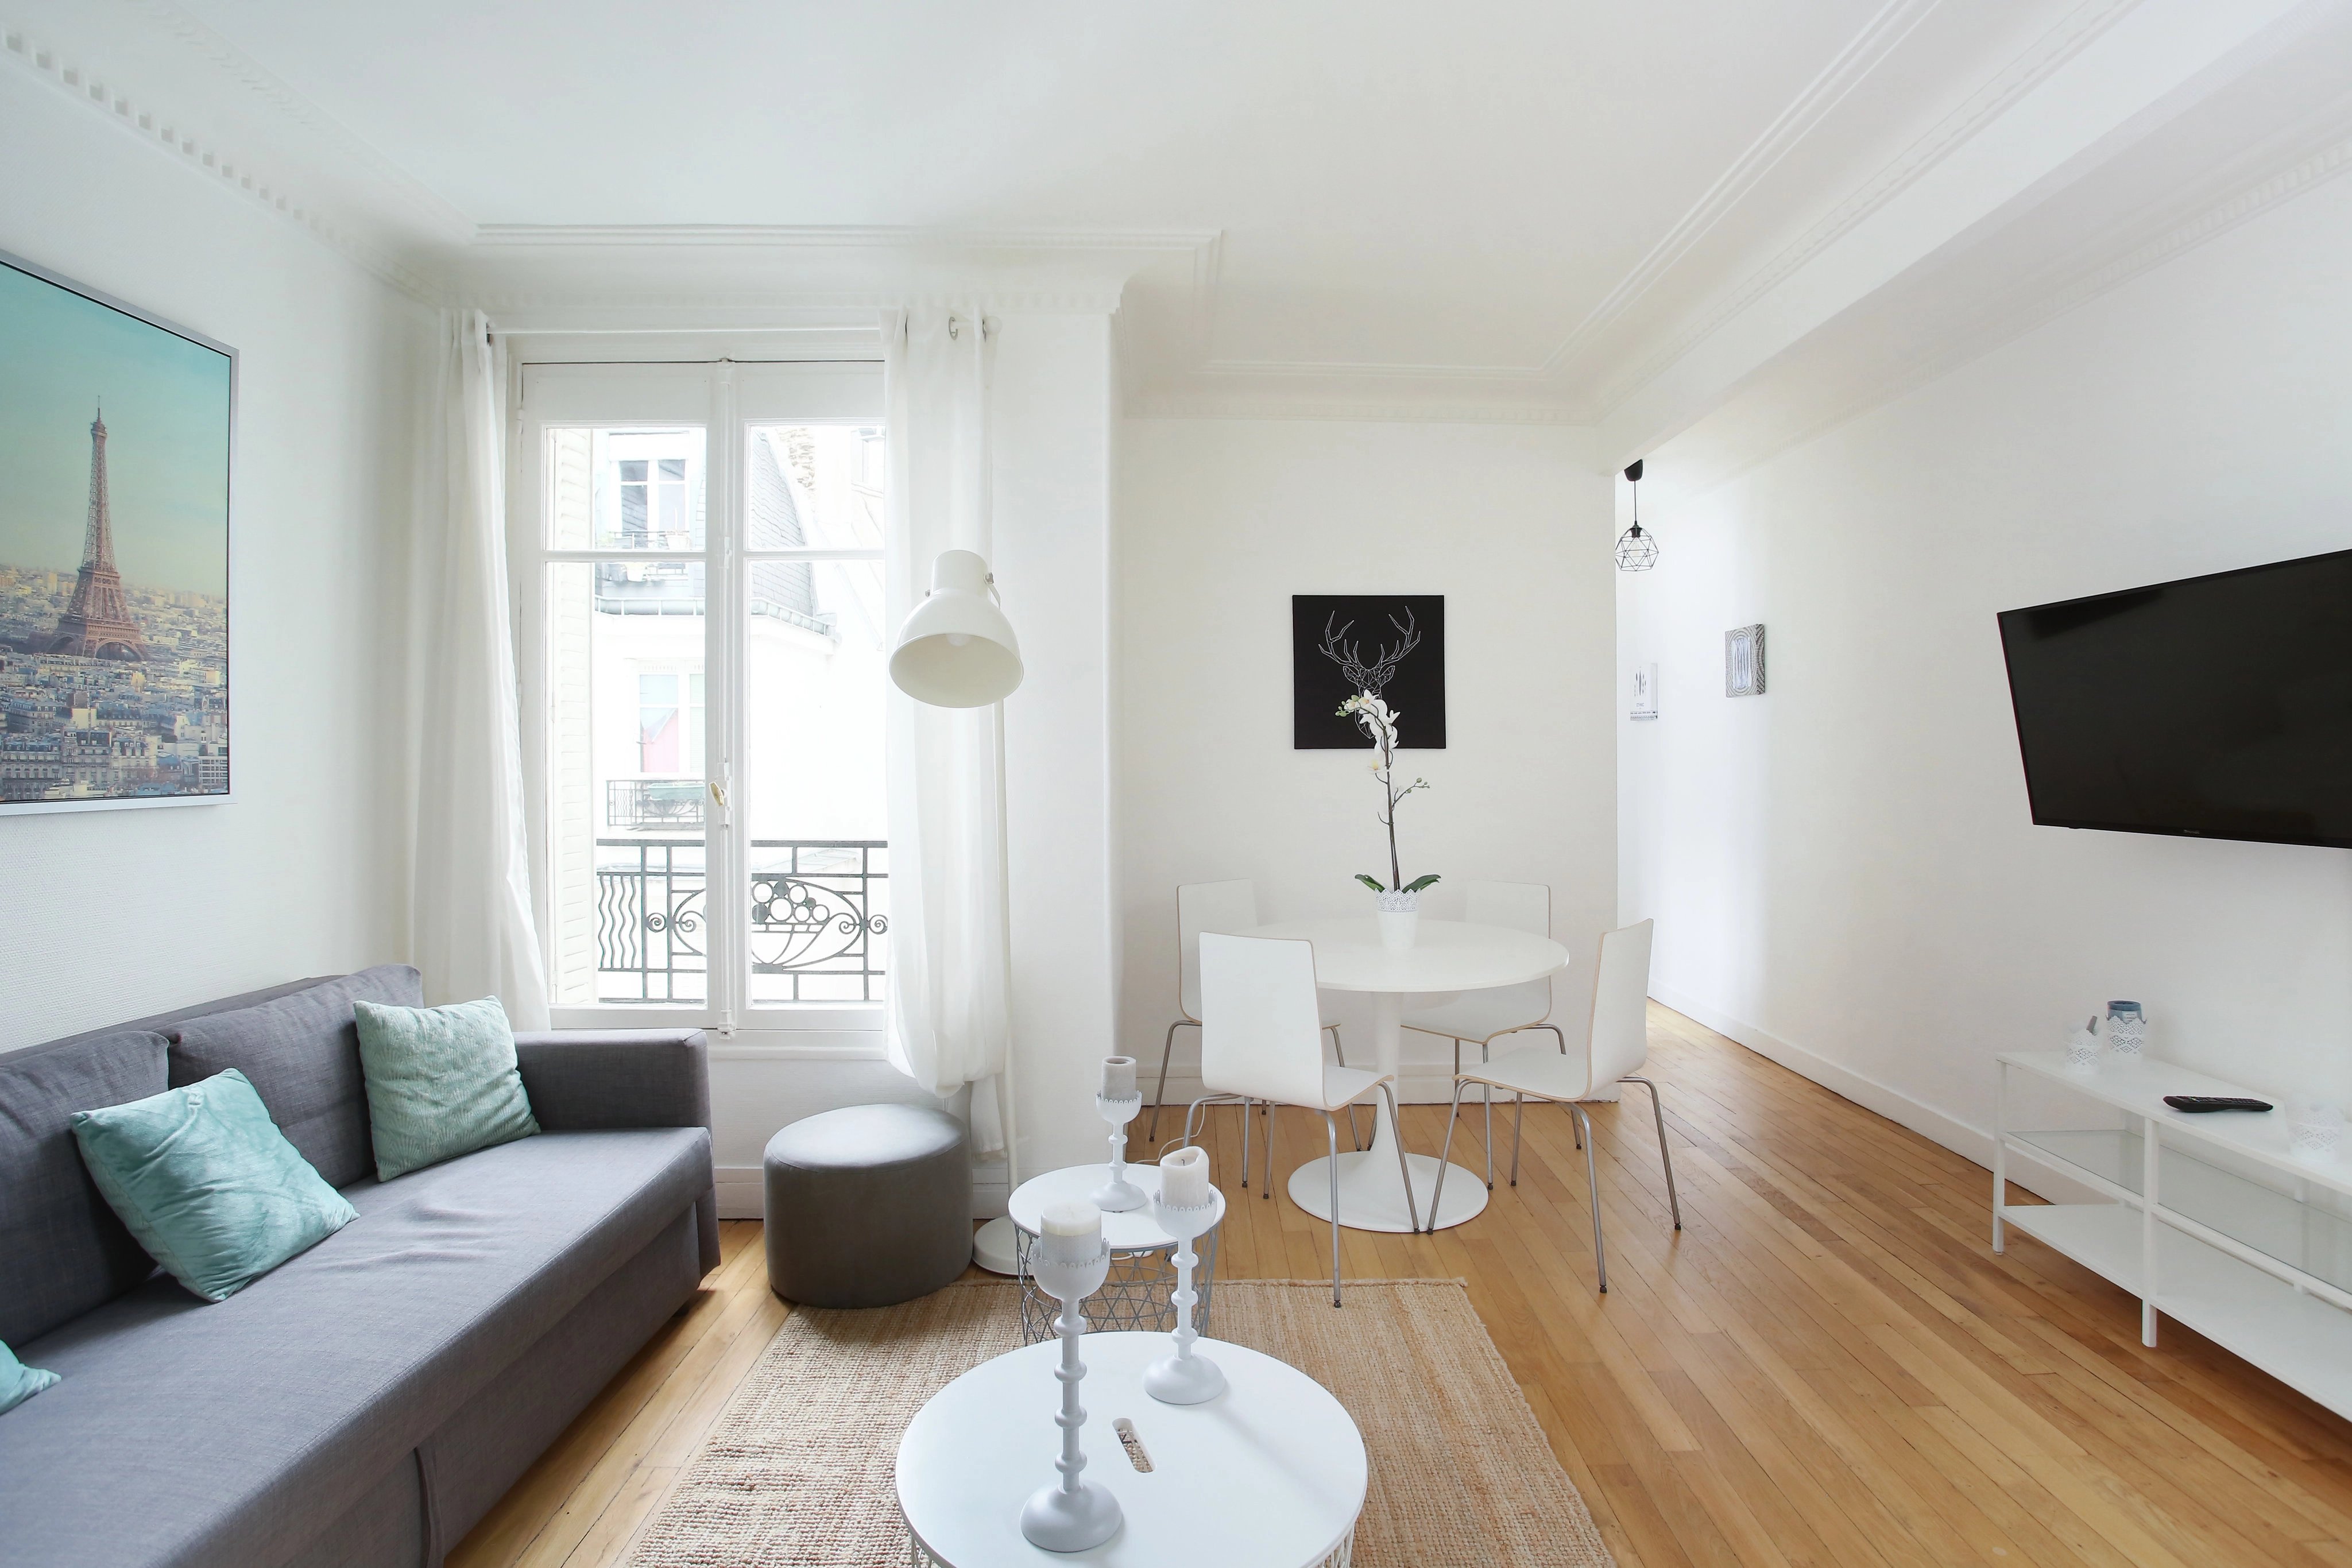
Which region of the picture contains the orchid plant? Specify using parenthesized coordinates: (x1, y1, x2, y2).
(1339, 691, 1440, 896)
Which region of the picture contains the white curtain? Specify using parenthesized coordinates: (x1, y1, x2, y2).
(405, 309, 550, 1027)
(882, 307, 1011, 1155)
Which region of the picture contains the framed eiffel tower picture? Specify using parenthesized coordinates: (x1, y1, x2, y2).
(0, 251, 234, 814)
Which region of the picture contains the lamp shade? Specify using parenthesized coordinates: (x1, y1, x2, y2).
(889, 548, 1024, 707)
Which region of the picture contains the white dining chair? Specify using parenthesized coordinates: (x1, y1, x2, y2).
(1182, 932, 1417, 1305)
(1149, 880, 1355, 1155)
(1428, 919, 1679, 1292)
(1402, 879, 1564, 1184)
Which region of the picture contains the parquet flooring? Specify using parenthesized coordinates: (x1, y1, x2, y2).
(451, 1004, 2352, 1568)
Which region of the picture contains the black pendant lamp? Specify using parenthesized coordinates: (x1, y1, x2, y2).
(1615, 459, 1657, 571)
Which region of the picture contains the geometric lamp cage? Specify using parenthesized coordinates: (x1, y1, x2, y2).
(1615, 458, 1657, 572)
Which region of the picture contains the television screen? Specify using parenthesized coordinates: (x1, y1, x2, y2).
(1997, 549, 2352, 849)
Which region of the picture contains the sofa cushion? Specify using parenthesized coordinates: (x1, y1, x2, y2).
(0, 1127, 710, 1568)
(0, 1030, 169, 1346)
(71, 1070, 359, 1303)
(0, 1337, 59, 1413)
(169, 966, 423, 1188)
(353, 996, 539, 1180)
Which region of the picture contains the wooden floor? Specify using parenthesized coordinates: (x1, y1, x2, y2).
(452, 1004, 2352, 1568)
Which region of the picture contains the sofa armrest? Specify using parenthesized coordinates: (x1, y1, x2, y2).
(513, 1028, 711, 1133)
(514, 1029, 719, 1276)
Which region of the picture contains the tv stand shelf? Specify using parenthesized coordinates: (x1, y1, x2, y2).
(1995, 1052, 2352, 1421)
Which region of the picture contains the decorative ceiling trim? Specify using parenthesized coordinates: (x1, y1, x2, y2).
(1590, 0, 2145, 420)
(0, 16, 439, 303)
(1124, 393, 1585, 426)
(121, 0, 475, 241)
(463, 286, 1130, 318)
(473, 223, 1221, 255)
(1539, 0, 1944, 379)
(1665, 124, 2352, 499)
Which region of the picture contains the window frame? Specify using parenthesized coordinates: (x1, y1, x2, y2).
(508, 350, 888, 1050)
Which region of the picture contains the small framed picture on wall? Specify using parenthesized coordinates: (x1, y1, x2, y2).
(1726, 624, 1766, 697)
(1628, 662, 1658, 720)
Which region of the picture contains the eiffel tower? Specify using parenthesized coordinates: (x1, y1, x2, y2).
(48, 406, 148, 661)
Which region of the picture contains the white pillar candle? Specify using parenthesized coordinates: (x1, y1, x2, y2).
(1160, 1145, 1211, 1209)
(1102, 1056, 1138, 1099)
(1038, 1201, 1104, 1264)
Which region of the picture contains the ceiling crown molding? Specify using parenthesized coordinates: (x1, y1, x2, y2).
(1590, 0, 2144, 420)
(1659, 119, 2352, 501)
(472, 223, 1221, 255)
(1539, 0, 1944, 381)
(120, 0, 475, 242)
(1, 14, 439, 303)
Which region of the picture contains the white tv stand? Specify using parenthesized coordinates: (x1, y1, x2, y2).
(1994, 1051, 2352, 1420)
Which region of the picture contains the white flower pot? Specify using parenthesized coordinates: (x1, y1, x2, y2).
(1374, 888, 1420, 950)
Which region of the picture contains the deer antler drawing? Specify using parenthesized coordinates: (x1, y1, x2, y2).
(1318, 606, 1421, 696)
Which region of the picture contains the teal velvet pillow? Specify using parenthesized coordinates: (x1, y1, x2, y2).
(0, 1338, 58, 1414)
(353, 996, 540, 1182)
(70, 1070, 357, 1304)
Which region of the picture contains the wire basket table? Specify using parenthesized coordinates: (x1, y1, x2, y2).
(1008, 1163, 1219, 1345)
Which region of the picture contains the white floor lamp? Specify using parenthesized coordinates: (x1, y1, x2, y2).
(889, 547, 1027, 1275)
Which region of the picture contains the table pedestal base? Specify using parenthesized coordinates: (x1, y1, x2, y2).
(1287, 1149, 1489, 1233)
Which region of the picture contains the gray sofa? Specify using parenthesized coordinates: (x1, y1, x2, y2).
(0, 965, 719, 1568)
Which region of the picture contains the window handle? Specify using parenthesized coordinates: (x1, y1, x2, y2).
(709, 779, 732, 827)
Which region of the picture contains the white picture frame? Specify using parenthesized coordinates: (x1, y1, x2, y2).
(1628, 661, 1659, 720)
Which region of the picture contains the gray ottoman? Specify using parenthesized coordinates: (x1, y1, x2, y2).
(764, 1104, 972, 1308)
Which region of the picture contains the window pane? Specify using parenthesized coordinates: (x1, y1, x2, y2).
(742, 425, 888, 1006)
(545, 561, 709, 1006)
(547, 427, 705, 550)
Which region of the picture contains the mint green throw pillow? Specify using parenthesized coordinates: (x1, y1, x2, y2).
(71, 1070, 357, 1304)
(353, 996, 539, 1182)
(0, 1339, 58, 1414)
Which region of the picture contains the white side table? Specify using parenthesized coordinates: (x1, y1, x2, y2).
(1240, 916, 1568, 1232)
(896, 1330, 1365, 1568)
(1009, 1164, 1219, 1344)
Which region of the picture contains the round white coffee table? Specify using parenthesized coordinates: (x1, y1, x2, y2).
(1008, 1164, 1218, 1343)
(896, 1330, 1364, 1567)
(1241, 916, 1568, 1233)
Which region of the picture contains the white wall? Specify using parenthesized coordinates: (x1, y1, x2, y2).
(1621, 171, 2352, 1163)
(1119, 419, 1617, 1104)
(0, 75, 431, 1051)
(998, 314, 1121, 1180)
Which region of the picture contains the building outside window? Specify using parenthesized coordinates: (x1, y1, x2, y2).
(512, 359, 888, 1037)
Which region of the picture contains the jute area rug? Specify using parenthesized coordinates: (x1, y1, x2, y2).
(625, 1277, 1614, 1567)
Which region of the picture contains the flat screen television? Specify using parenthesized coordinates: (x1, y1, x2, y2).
(1997, 548, 2352, 849)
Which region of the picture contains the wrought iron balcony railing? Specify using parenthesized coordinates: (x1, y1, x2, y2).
(593, 838, 887, 1005)
(606, 778, 706, 830)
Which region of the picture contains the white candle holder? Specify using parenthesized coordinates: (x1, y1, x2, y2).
(1021, 1241, 1124, 1553)
(1144, 1186, 1228, 1406)
(1090, 1093, 1147, 1212)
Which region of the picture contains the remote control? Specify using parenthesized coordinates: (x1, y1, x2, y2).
(2162, 1095, 2274, 1113)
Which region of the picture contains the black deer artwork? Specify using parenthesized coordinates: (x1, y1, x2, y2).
(1290, 595, 1446, 749)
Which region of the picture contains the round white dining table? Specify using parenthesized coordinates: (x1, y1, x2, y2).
(1239, 916, 1569, 1232)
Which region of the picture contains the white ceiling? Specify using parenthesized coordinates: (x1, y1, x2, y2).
(9, 0, 2352, 472)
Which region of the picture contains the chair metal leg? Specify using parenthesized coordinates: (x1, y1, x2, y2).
(1321, 1111, 1344, 1306)
(1429, 1079, 1469, 1232)
(1262, 1102, 1276, 1198)
(1148, 1019, 1197, 1140)
(1623, 1074, 1681, 1229)
(1573, 1102, 1607, 1292)
(1329, 1027, 1364, 1149)
(1480, 1039, 1494, 1189)
(1510, 1091, 1526, 1186)
(1377, 1083, 1421, 1233)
